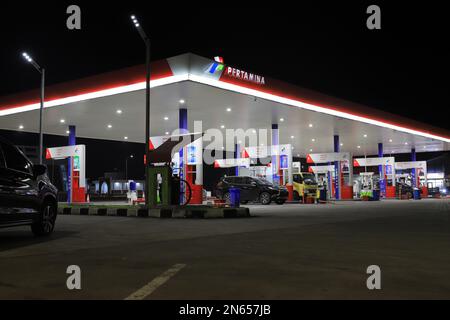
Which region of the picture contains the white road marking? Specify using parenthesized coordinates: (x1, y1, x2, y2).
(125, 263, 186, 300)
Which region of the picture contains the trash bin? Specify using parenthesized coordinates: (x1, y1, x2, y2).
(371, 189, 380, 201)
(319, 189, 327, 202)
(413, 188, 421, 200)
(229, 188, 241, 208)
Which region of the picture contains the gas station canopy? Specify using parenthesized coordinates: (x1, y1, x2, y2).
(0, 53, 449, 156)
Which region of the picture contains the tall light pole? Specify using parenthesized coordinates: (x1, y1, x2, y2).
(125, 154, 134, 181)
(130, 15, 151, 207)
(22, 52, 45, 164)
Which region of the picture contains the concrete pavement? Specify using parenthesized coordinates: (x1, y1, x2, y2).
(0, 199, 449, 299)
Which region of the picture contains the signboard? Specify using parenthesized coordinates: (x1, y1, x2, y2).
(306, 152, 350, 164)
(244, 145, 269, 158)
(46, 145, 84, 160)
(394, 161, 427, 170)
(427, 172, 444, 179)
(214, 158, 250, 168)
(73, 155, 80, 171)
(280, 155, 288, 169)
(386, 165, 393, 175)
(187, 145, 197, 165)
(202, 56, 266, 85)
(224, 66, 265, 85)
(186, 137, 203, 166)
(353, 157, 395, 167)
(341, 160, 350, 173)
(308, 165, 335, 174)
(245, 144, 291, 158)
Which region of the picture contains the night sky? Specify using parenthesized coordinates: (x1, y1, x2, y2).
(1, 2, 449, 178)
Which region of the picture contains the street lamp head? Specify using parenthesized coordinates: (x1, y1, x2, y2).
(21, 51, 42, 72)
(130, 14, 148, 42)
(22, 52, 32, 62)
(131, 15, 139, 27)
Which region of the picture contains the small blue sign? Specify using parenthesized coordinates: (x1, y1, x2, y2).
(280, 155, 288, 169)
(386, 165, 392, 175)
(187, 145, 197, 165)
(379, 179, 386, 195)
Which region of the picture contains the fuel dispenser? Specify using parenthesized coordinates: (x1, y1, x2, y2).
(359, 172, 374, 193)
(241, 144, 293, 186)
(46, 145, 86, 203)
(353, 157, 396, 198)
(395, 161, 428, 197)
(306, 152, 353, 200)
(308, 165, 334, 200)
(146, 132, 203, 207)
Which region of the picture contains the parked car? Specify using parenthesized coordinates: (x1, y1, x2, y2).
(0, 137, 58, 236)
(215, 176, 289, 205)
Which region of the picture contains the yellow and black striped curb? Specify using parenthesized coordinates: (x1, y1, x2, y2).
(58, 206, 251, 219)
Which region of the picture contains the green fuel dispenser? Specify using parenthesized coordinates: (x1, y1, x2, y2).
(145, 132, 201, 207)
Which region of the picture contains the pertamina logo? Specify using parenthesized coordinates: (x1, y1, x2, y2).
(206, 56, 266, 85)
(225, 66, 265, 85)
(207, 56, 225, 74)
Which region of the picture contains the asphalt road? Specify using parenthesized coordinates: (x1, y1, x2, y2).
(1, 199, 450, 299)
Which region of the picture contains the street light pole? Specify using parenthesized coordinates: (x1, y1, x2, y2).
(22, 52, 45, 164)
(125, 155, 134, 181)
(39, 68, 45, 164)
(130, 15, 151, 207)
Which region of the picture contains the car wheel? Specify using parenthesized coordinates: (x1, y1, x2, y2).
(275, 199, 285, 205)
(406, 191, 413, 199)
(260, 192, 272, 205)
(240, 200, 248, 204)
(223, 192, 231, 204)
(31, 201, 57, 236)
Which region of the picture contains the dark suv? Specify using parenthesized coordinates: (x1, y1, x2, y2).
(0, 137, 58, 236)
(216, 176, 288, 205)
